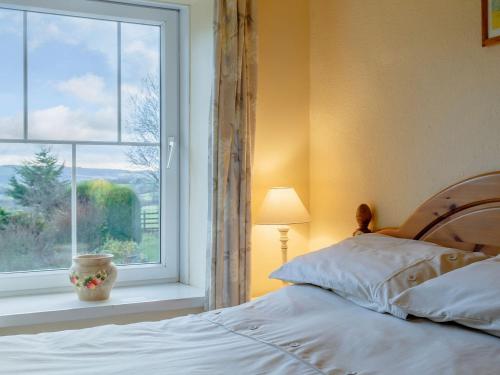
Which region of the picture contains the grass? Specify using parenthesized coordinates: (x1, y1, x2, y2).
(77, 233, 160, 264)
(138, 233, 160, 263)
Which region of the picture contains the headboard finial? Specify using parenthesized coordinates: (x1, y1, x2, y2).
(355, 172, 500, 255)
(353, 204, 372, 236)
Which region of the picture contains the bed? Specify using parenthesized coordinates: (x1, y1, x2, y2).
(1, 172, 500, 374)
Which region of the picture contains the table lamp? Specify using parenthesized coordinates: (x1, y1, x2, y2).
(256, 187, 310, 265)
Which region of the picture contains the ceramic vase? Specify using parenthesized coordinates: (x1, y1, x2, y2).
(69, 254, 117, 301)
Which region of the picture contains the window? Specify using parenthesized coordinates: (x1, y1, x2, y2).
(0, 1, 180, 294)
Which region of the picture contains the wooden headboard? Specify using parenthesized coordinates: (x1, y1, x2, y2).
(355, 172, 500, 256)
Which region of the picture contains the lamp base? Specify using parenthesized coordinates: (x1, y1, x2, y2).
(278, 226, 289, 264)
(278, 226, 289, 285)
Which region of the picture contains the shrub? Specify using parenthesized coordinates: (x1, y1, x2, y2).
(78, 179, 113, 206)
(104, 185, 142, 243)
(76, 180, 109, 252)
(76, 180, 142, 251)
(0, 207, 10, 229)
(99, 237, 139, 264)
(0, 211, 70, 271)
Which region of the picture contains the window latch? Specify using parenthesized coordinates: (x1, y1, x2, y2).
(166, 136, 175, 169)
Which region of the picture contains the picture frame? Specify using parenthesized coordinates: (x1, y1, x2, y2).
(482, 0, 500, 46)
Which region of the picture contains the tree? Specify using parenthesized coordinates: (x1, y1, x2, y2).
(1, 148, 70, 271)
(7, 147, 69, 217)
(125, 75, 160, 187)
(0, 207, 9, 229)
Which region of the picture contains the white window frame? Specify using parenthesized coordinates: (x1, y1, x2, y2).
(0, 0, 183, 296)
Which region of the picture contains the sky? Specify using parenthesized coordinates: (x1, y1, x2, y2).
(0, 7, 160, 169)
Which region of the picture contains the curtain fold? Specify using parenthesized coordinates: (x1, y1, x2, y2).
(207, 0, 257, 310)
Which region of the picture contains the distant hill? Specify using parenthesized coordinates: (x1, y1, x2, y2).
(0, 165, 157, 210)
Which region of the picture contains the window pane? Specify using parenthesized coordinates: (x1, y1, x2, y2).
(0, 9, 23, 139)
(76, 145, 160, 265)
(121, 23, 160, 143)
(0, 144, 72, 272)
(27, 13, 117, 141)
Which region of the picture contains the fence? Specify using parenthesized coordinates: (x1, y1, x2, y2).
(141, 209, 159, 233)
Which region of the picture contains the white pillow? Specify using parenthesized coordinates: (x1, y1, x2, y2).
(391, 256, 500, 337)
(270, 234, 488, 317)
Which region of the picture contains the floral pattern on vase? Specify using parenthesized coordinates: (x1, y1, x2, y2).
(70, 269, 108, 289)
(69, 254, 117, 301)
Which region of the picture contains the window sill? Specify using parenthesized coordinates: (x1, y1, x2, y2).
(0, 283, 204, 329)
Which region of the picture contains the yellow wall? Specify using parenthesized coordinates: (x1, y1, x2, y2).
(252, 0, 310, 297)
(309, 0, 500, 249)
(251, 0, 500, 297)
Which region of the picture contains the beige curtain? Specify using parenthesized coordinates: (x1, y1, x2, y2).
(207, 0, 258, 310)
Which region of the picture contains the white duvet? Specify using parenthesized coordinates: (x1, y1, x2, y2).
(1, 285, 499, 374)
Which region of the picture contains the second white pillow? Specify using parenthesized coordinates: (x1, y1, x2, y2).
(391, 256, 500, 337)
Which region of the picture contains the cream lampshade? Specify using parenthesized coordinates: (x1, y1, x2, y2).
(256, 187, 310, 266)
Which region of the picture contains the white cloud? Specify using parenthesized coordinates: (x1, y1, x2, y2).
(0, 153, 29, 166)
(29, 105, 117, 141)
(123, 41, 159, 76)
(121, 83, 141, 99)
(0, 114, 23, 139)
(76, 147, 151, 171)
(2, 10, 160, 79)
(121, 83, 141, 119)
(56, 74, 114, 106)
(28, 13, 117, 67)
(0, 9, 22, 37)
(0, 106, 156, 171)
(121, 23, 160, 81)
(0, 144, 72, 167)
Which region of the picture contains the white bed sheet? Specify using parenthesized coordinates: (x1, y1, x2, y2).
(1, 285, 499, 374)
